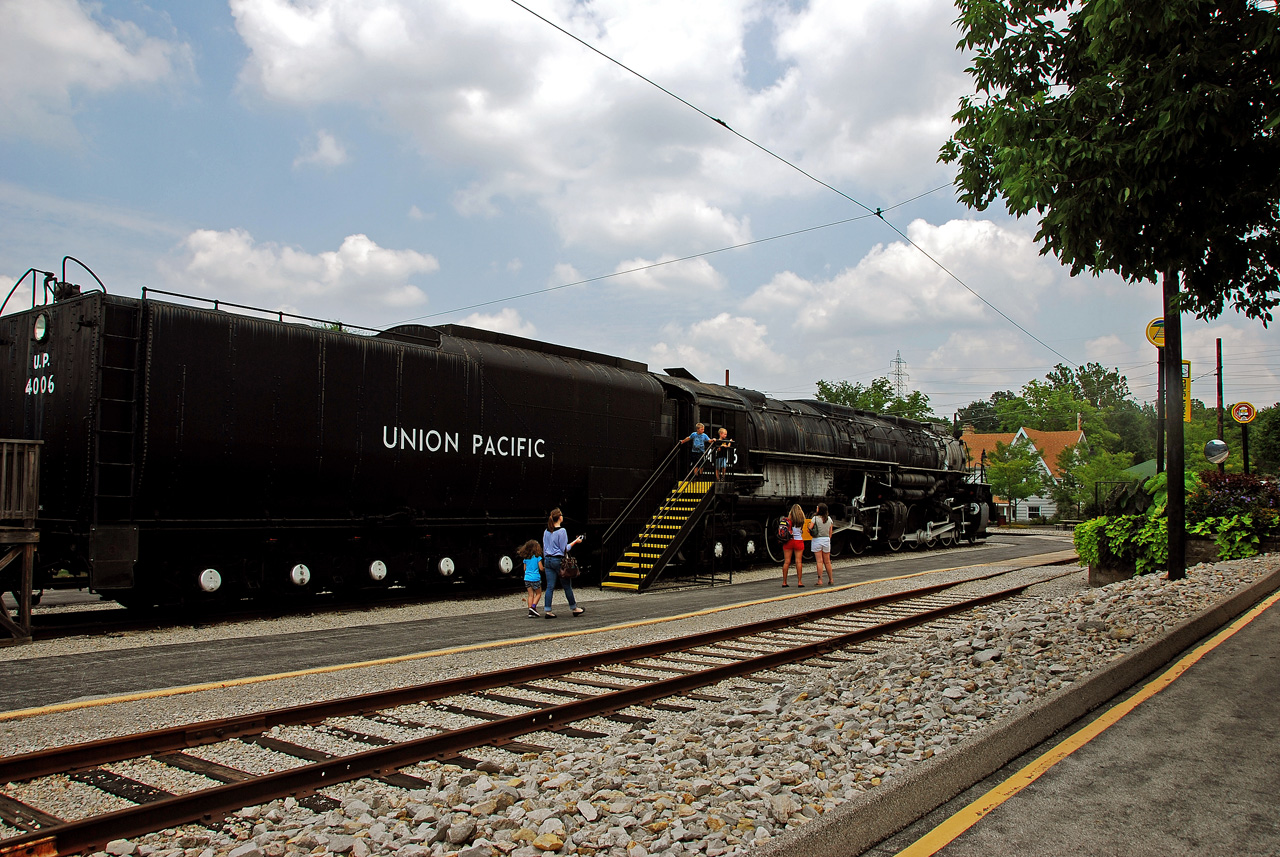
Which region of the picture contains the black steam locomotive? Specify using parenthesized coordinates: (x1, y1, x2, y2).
(0, 285, 990, 604)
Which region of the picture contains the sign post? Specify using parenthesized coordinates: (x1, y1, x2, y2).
(1147, 318, 1165, 473)
(1233, 401, 1257, 475)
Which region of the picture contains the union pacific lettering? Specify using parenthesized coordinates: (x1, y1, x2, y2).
(381, 426, 546, 458)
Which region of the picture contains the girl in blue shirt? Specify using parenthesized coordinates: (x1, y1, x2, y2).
(518, 540, 544, 618)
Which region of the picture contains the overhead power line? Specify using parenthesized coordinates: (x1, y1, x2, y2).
(504, 0, 1078, 367)
(384, 211, 878, 325)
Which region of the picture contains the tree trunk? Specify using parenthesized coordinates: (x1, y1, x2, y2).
(1163, 270, 1185, 580)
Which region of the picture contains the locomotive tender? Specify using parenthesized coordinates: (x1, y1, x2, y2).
(1, 285, 990, 605)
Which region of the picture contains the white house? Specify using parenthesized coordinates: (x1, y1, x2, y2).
(961, 426, 1088, 522)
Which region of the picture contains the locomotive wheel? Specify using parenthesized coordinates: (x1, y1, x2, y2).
(846, 534, 868, 555)
(763, 517, 785, 563)
(828, 534, 845, 558)
(887, 537, 904, 552)
(939, 530, 957, 547)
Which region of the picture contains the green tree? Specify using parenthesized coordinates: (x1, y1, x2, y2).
(941, 0, 1280, 322)
(1099, 400, 1154, 464)
(1044, 363, 1132, 411)
(1252, 404, 1280, 476)
(816, 378, 938, 422)
(986, 440, 1049, 521)
(1053, 445, 1135, 517)
(957, 392, 1013, 432)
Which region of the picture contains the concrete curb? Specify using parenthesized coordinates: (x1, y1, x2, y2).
(754, 564, 1280, 857)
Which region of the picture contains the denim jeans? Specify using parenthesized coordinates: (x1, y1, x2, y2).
(543, 555, 578, 611)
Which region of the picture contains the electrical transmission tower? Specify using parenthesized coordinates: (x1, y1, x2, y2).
(889, 351, 910, 398)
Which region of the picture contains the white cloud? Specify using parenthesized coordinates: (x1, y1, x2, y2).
(743, 218, 1055, 334)
(0, 0, 191, 143)
(650, 313, 782, 381)
(611, 256, 725, 292)
(458, 307, 537, 338)
(549, 262, 582, 286)
(167, 229, 438, 317)
(293, 130, 348, 168)
(228, 0, 968, 254)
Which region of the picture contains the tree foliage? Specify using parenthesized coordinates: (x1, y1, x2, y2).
(1043, 363, 1131, 410)
(956, 393, 1009, 432)
(941, 0, 1280, 322)
(815, 378, 938, 422)
(1253, 404, 1280, 476)
(1052, 445, 1135, 516)
(986, 440, 1049, 519)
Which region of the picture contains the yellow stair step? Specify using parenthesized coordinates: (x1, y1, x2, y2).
(602, 582, 640, 590)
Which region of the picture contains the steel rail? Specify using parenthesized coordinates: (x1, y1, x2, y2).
(0, 572, 1063, 857)
(0, 559, 1075, 784)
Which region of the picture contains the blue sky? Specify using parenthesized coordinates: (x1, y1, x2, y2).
(2, 0, 1276, 419)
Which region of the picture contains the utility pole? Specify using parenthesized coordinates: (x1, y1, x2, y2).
(1156, 348, 1164, 474)
(1163, 271, 1186, 581)
(1216, 338, 1224, 475)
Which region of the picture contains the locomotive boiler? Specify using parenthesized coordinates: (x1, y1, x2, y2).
(1, 281, 989, 605)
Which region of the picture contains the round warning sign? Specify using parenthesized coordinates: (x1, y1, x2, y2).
(1232, 402, 1257, 424)
(1144, 318, 1165, 348)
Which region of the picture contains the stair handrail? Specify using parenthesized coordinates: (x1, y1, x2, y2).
(631, 453, 713, 546)
(599, 445, 719, 583)
(600, 442, 684, 547)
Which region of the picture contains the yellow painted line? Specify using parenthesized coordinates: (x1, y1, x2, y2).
(0, 549, 1075, 724)
(893, 586, 1280, 857)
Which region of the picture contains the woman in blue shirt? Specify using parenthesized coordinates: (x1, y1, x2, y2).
(542, 508, 585, 618)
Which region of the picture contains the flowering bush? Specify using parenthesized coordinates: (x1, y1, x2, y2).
(1187, 472, 1280, 520)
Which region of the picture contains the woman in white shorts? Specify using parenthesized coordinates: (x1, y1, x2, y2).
(810, 503, 835, 585)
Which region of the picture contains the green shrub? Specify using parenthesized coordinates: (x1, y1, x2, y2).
(1077, 474, 1279, 574)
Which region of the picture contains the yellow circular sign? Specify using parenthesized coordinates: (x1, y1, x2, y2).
(1232, 401, 1257, 424)
(1145, 318, 1165, 348)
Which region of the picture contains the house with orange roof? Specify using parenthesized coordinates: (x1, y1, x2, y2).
(961, 426, 1088, 521)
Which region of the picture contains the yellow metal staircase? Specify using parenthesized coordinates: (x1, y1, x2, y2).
(601, 477, 715, 591)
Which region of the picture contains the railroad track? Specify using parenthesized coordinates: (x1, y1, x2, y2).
(0, 566, 1074, 857)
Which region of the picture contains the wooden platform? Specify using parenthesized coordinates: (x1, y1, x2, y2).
(1, 440, 41, 644)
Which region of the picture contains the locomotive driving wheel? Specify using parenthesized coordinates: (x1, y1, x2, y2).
(764, 516, 786, 563)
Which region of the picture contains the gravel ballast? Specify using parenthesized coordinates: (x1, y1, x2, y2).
(1, 544, 1275, 857)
